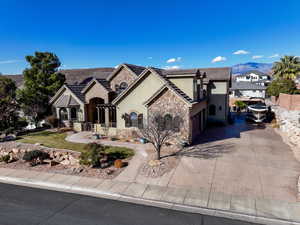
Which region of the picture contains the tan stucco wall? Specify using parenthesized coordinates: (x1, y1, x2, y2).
(169, 77, 195, 99)
(211, 81, 227, 94)
(110, 67, 137, 92)
(84, 81, 109, 103)
(116, 72, 165, 129)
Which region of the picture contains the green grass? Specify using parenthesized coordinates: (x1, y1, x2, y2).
(17, 131, 135, 158)
(17, 131, 88, 152)
(104, 146, 135, 158)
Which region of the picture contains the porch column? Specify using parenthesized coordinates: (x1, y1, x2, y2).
(66, 108, 71, 120)
(105, 108, 109, 126)
(56, 108, 60, 119)
(96, 107, 100, 124)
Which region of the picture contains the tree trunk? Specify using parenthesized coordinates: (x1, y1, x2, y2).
(156, 146, 161, 160)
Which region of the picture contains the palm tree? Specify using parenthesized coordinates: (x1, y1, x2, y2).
(272, 55, 300, 80)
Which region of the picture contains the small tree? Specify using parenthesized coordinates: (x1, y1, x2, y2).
(139, 111, 183, 160)
(234, 100, 247, 112)
(267, 79, 297, 97)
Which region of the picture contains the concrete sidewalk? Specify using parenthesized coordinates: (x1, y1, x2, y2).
(0, 168, 299, 225)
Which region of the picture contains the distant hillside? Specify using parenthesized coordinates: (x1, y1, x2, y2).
(232, 62, 273, 75)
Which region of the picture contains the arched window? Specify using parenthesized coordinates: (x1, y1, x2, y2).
(164, 114, 173, 130)
(119, 82, 128, 93)
(70, 108, 77, 120)
(115, 84, 119, 93)
(59, 108, 68, 120)
(173, 116, 181, 132)
(209, 105, 216, 116)
(130, 112, 138, 127)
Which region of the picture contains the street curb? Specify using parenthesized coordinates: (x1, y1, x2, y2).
(0, 175, 299, 225)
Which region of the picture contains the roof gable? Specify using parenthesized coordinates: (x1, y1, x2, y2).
(112, 68, 195, 106)
(81, 78, 112, 94)
(50, 84, 85, 105)
(106, 63, 146, 82)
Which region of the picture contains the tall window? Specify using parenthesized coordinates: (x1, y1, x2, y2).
(164, 114, 173, 130)
(173, 116, 181, 132)
(60, 108, 68, 120)
(70, 108, 77, 120)
(209, 105, 216, 116)
(130, 112, 138, 127)
(123, 112, 143, 128)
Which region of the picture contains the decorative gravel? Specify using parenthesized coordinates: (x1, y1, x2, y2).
(139, 146, 179, 178)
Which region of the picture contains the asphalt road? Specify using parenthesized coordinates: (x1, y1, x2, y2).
(0, 183, 261, 225)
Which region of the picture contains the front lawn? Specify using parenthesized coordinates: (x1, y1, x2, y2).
(17, 131, 87, 152)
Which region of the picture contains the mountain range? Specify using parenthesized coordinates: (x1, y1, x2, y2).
(232, 62, 273, 75)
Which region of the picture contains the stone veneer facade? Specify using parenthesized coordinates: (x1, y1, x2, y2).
(110, 68, 137, 92)
(147, 89, 191, 142)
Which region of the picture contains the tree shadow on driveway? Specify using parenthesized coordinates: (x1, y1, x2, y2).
(163, 143, 235, 159)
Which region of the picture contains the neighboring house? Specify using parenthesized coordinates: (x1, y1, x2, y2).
(230, 70, 270, 109)
(235, 70, 271, 86)
(49, 63, 231, 143)
(230, 82, 267, 99)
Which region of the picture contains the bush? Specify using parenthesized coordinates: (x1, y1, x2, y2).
(45, 115, 59, 128)
(267, 79, 297, 97)
(23, 150, 50, 166)
(79, 143, 105, 167)
(105, 147, 134, 160)
(234, 100, 247, 111)
(0, 155, 10, 163)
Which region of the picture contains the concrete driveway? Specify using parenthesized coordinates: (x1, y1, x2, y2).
(134, 115, 300, 202)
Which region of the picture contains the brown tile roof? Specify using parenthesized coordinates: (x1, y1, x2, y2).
(162, 69, 199, 76)
(60, 68, 114, 84)
(95, 78, 112, 92)
(200, 67, 232, 81)
(65, 84, 86, 103)
(124, 63, 146, 76)
(3, 67, 114, 88)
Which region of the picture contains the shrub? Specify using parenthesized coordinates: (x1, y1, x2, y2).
(234, 100, 247, 111)
(45, 115, 59, 128)
(105, 147, 134, 160)
(23, 150, 50, 166)
(0, 155, 10, 163)
(79, 143, 105, 167)
(267, 79, 297, 97)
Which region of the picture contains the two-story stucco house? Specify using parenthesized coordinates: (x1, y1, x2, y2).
(50, 63, 231, 143)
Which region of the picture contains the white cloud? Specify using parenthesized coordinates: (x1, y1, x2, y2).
(269, 54, 280, 58)
(211, 56, 227, 63)
(233, 50, 250, 55)
(164, 65, 181, 70)
(0, 60, 21, 64)
(252, 55, 264, 59)
(166, 57, 182, 63)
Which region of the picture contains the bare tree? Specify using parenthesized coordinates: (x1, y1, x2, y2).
(139, 111, 183, 160)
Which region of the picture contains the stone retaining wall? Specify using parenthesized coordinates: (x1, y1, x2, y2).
(272, 106, 300, 150)
(0, 142, 80, 166)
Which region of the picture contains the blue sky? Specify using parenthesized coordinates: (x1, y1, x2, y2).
(1, 0, 300, 74)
